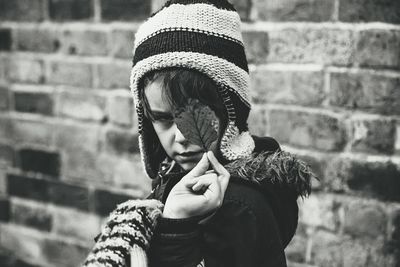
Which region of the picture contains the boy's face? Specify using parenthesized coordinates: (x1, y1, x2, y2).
(144, 79, 218, 171)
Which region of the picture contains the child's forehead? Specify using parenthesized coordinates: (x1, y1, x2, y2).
(144, 80, 174, 111)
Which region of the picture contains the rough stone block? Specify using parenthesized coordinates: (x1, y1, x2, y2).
(42, 239, 89, 267)
(0, 28, 12, 51)
(285, 235, 307, 263)
(242, 31, 269, 64)
(110, 29, 136, 59)
(0, 117, 14, 142)
(93, 189, 131, 216)
(0, 86, 9, 110)
(101, 0, 151, 21)
(350, 117, 395, 154)
(53, 207, 101, 242)
(14, 92, 53, 115)
(268, 28, 355, 65)
(252, 0, 335, 21)
(247, 105, 268, 136)
(48, 182, 89, 211)
(109, 91, 133, 127)
(17, 148, 60, 177)
(47, 61, 92, 87)
(0, 197, 10, 222)
(57, 90, 107, 122)
(8, 58, 44, 84)
(0, 0, 45, 21)
(298, 194, 341, 231)
(13, 119, 53, 146)
(326, 158, 400, 201)
(230, 0, 252, 21)
(11, 201, 52, 232)
(343, 201, 386, 238)
(104, 128, 139, 155)
(0, 224, 46, 265)
(0, 144, 14, 166)
(49, 0, 93, 21)
(61, 29, 108, 56)
(96, 62, 131, 89)
(250, 69, 325, 106)
(339, 0, 400, 24)
(268, 109, 347, 151)
(7, 174, 48, 202)
(15, 27, 60, 53)
(310, 231, 342, 267)
(329, 71, 400, 115)
(355, 29, 400, 69)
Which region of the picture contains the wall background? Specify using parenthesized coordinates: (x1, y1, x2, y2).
(0, 0, 399, 266)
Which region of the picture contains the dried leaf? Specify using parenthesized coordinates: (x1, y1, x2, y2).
(174, 99, 219, 151)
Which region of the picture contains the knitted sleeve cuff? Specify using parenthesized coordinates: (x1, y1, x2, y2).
(157, 216, 200, 235)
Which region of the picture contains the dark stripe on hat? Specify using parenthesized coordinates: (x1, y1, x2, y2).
(151, 0, 237, 17)
(133, 31, 248, 72)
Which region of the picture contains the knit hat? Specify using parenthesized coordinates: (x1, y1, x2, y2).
(130, 0, 255, 179)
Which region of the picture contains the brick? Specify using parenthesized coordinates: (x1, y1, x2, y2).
(48, 182, 89, 211)
(326, 158, 400, 201)
(0, 57, 8, 82)
(0, 0, 45, 21)
(268, 109, 346, 151)
(230, 0, 252, 21)
(96, 62, 131, 89)
(57, 91, 107, 122)
(252, 0, 335, 21)
(104, 128, 139, 155)
(267, 28, 355, 65)
(64, 150, 106, 183)
(0, 86, 9, 110)
(14, 92, 53, 115)
(350, 117, 395, 154)
(8, 58, 45, 84)
(355, 29, 400, 69)
(0, 28, 12, 51)
(310, 231, 342, 267)
(0, 224, 46, 265)
(339, 0, 400, 24)
(0, 197, 10, 222)
(388, 209, 400, 258)
(330, 71, 400, 115)
(11, 201, 52, 232)
(61, 29, 109, 56)
(247, 105, 268, 136)
(7, 174, 48, 202)
(396, 123, 400, 153)
(17, 148, 60, 177)
(93, 189, 131, 216)
(0, 253, 39, 267)
(42, 239, 89, 267)
(102, 154, 151, 196)
(110, 29, 136, 59)
(0, 170, 6, 196)
(101, 0, 151, 21)
(49, 0, 93, 21)
(53, 208, 101, 241)
(0, 144, 14, 166)
(0, 117, 14, 142)
(242, 31, 269, 64)
(13, 120, 53, 146)
(298, 194, 341, 231)
(340, 240, 370, 267)
(109, 91, 134, 126)
(250, 69, 325, 106)
(47, 61, 92, 87)
(15, 27, 60, 53)
(285, 235, 307, 263)
(343, 202, 386, 239)
(55, 123, 98, 153)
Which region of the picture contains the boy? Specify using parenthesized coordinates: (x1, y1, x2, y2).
(84, 1, 313, 266)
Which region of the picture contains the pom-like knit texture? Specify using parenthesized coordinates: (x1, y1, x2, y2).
(130, 0, 255, 179)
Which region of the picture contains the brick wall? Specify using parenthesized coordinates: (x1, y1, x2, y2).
(0, 0, 399, 266)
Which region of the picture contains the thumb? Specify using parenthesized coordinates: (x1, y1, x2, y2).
(187, 153, 209, 177)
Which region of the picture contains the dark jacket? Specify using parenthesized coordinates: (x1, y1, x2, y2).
(147, 136, 313, 267)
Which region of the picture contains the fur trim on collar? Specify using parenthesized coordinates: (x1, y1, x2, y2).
(225, 150, 316, 198)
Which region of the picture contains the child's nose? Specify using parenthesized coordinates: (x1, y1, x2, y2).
(174, 124, 188, 144)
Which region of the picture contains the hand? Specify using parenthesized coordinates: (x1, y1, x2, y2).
(163, 151, 231, 219)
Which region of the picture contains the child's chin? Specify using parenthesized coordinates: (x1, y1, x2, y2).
(178, 161, 198, 171)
